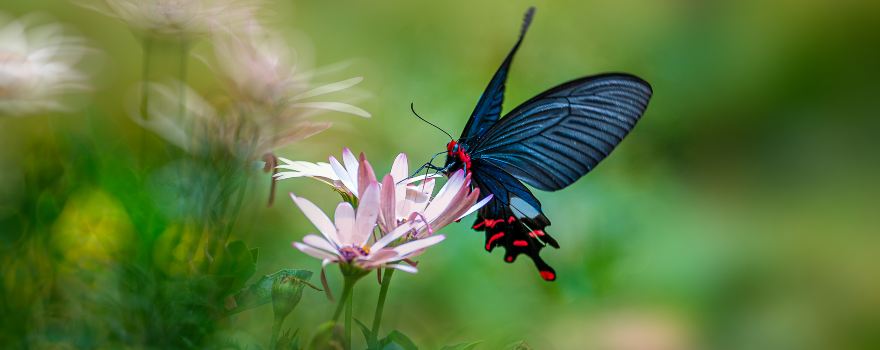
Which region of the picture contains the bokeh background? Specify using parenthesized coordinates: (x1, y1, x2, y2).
(2, 0, 878, 349)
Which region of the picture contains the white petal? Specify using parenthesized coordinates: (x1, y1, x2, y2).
(329, 156, 356, 195)
(291, 77, 363, 100)
(458, 194, 493, 220)
(302, 234, 338, 253)
(352, 183, 380, 246)
(333, 202, 356, 243)
(293, 242, 339, 260)
(292, 102, 371, 118)
(391, 235, 445, 259)
(390, 153, 408, 182)
(341, 148, 359, 180)
(289, 193, 340, 245)
(385, 263, 418, 273)
(371, 222, 414, 252)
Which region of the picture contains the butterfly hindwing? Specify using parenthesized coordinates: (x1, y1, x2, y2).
(471, 73, 653, 191)
(469, 158, 559, 280)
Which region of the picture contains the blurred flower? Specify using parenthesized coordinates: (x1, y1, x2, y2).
(133, 24, 368, 158)
(290, 183, 443, 274)
(76, 0, 261, 39)
(0, 13, 90, 116)
(213, 23, 370, 118)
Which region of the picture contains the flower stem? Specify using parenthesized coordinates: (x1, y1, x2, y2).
(269, 314, 283, 350)
(345, 288, 353, 349)
(332, 276, 355, 321)
(370, 268, 395, 341)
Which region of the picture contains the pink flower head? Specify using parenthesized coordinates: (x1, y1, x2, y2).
(289, 182, 443, 273)
(377, 153, 491, 240)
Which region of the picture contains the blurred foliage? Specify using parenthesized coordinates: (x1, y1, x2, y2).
(1, 0, 879, 349)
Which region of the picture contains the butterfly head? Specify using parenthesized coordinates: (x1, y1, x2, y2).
(443, 140, 471, 175)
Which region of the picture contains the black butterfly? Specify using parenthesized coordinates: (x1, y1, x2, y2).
(420, 7, 652, 281)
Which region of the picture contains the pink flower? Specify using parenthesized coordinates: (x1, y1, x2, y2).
(377, 154, 491, 240)
(289, 182, 443, 273)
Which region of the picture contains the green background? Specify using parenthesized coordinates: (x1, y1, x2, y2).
(1, 0, 878, 349)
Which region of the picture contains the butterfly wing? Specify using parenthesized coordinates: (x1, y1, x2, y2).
(471, 73, 653, 191)
(459, 7, 535, 142)
(469, 158, 560, 281)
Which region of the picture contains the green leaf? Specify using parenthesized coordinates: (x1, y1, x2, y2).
(380, 330, 418, 350)
(354, 318, 378, 349)
(440, 341, 482, 350)
(221, 240, 258, 294)
(225, 269, 314, 315)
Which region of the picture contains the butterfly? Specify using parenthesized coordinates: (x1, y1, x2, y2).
(417, 7, 652, 281)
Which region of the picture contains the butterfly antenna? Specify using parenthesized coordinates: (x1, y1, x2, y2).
(411, 102, 454, 140)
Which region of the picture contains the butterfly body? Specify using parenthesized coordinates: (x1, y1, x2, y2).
(436, 8, 652, 281)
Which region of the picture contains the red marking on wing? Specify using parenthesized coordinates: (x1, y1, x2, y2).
(540, 271, 556, 281)
(513, 240, 528, 247)
(528, 230, 546, 238)
(507, 216, 516, 223)
(486, 232, 505, 250)
(505, 256, 513, 262)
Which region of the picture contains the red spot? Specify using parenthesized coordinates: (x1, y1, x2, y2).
(507, 216, 516, 223)
(528, 230, 546, 238)
(484, 218, 505, 228)
(513, 240, 528, 247)
(539, 271, 556, 281)
(505, 256, 513, 262)
(486, 232, 505, 250)
(472, 221, 485, 229)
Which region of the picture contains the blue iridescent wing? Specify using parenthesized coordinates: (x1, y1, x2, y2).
(458, 7, 534, 143)
(471, 73, 652, 191)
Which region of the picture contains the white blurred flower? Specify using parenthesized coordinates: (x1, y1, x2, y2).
(290, 184, 443, 274)
(77, 0, 261, 38)
(0, 13, 90, 116)
(213, 24, 370, 119)
(132, 81, 332, 157)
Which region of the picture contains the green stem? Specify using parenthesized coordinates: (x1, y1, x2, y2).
(269, 314, 283, 350)
(138, 37, 153, 163)
(370, 268, 395, 341)
(345, 287, 353, 349)
(332, 277, 355, 321)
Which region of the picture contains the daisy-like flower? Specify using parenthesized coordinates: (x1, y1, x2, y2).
(213, 24, 370, 119)
(377, 154, 491, 239)
(0, 13, 90, 116)
(275, 148, 375, 201)
(290, 183, 444, 274)
(76, 0, 261, 39)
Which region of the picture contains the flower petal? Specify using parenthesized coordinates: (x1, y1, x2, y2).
(379, 174, 397, 233)
(342, 148, 359, 179)
(303, 234, 338, 253)
(329, 155, 356, 195)
(385, 263, 418, 273)
(390, 153, 408, 182)
(293, 241, 339, 260)
(371, 221, 414, 252)
(334, 202, 356, 243)
(352, 183, 380, 246)
(391, 235, 445, 259)
(290, 193, 339, 245)
(357, 153, 377, 199)
(458, 192, 491, 220)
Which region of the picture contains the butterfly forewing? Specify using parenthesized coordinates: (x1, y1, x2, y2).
(471, 74, 652, 191)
